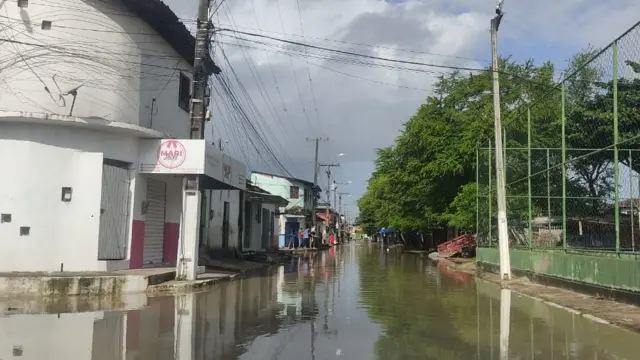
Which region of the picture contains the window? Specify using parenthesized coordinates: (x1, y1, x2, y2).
(41, 20, 52, 30)
(256, 204, 262, 223)
(290, 186, 300, 199)
(18, 0, 28, 8)
(178, 73, 191, 112)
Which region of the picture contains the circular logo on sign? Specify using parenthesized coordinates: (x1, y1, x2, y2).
(157, 140, 186, 169)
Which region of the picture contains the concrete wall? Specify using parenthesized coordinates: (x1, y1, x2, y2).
(477, 247, 640, 293)
(0, 123, 184, 271)
(0, 124, 140, 272)
(204, 190, 241, 249)
(0, 0, 192, 138)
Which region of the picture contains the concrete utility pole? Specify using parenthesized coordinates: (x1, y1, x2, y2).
(306, 137, 328, 239)
(491, 0, 511, 280)
(176, 0, 218, 281)
(338, 192, 350, 243)
(320, 163, 340, 243)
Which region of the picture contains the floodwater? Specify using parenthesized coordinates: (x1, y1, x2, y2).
(2, 244, 640, 360)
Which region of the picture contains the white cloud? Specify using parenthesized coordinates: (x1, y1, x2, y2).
(163, 0, 640, 207)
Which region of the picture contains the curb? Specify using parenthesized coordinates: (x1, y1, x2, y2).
(438, 259, 628, 331)
(146, 268, 260, 296)
(475, 274, 626, 330)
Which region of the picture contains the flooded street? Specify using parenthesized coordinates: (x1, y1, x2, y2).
(3, 243, 640, 360)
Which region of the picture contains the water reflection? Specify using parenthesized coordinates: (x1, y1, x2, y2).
(2, 245, 640, 360)
(477, 279, 640, 360)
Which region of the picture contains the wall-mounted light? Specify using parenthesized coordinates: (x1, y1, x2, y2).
(141, 200, 149, 215)
(61, 187, 72, 202)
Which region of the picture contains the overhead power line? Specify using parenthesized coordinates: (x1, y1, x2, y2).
(216, 23, 489, 64)
(216, 28, 489, 73)
(216, 29, 556, 89)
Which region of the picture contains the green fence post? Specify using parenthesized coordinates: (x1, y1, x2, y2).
(547, 148, 551, 231)
(476, 146, 480, 236)
(528, 108, 533, 248)
(562, 83, 567, 249)
(630, 149, 634, 249)
(489, 141, 493, 247)
(614, 40, 620, 253)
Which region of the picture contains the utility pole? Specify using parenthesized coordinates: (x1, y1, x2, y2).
(319, 163, 340, 244)
(176, 0, 219, 281)
(306, 137, 328, 242)
(338, 192, 350, 243)
(491, 0, 511, 280)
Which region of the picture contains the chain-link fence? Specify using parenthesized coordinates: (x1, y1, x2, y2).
(477, 22, 640, 253)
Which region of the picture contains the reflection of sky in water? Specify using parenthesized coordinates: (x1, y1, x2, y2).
(2, 244, 640, 360)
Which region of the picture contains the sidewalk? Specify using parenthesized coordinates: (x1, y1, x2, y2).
(148, 259, 270, 296)
(439, 258, 640, 333)
(0, 259, 270, 298)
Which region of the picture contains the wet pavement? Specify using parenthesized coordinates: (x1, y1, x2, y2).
(3, 243, 640, 359)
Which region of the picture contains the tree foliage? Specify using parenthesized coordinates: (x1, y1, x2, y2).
(358, 46, 640, 235)
(358, 58, 557, 233)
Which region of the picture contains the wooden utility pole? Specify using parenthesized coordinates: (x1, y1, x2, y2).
(176, 0, 219, 281)
(319, 163, 340, 243)
(491, 0, 511, 280)
(306, 137, 328, 242)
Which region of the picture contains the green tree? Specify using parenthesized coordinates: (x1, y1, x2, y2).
(359, 58, 558, 234)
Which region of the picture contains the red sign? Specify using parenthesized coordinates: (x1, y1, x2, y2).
(223, 163, 232, 179)
(157, 140, 186, 169)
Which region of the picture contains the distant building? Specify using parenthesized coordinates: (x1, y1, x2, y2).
(250, 172, 321, 247)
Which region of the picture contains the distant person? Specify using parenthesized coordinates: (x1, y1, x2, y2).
(310, 226, 317, 248)
(298, 229, 304, 248)
(288, 230, 296, 249)
(303, 227, 310, 248)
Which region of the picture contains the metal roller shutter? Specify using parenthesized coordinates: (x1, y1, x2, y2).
(98, 163, 130, 260)
(143, 179, 166, 266)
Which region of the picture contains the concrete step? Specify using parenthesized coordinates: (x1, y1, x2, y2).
(0, 268, 176, 298)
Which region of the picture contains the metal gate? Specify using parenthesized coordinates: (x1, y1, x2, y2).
(269, 210, 275, 249)
(261, 208, 270, 249)
(98, 161, 131, 260)
(244, 202, 252, 248)
(143, 179, 166, 265)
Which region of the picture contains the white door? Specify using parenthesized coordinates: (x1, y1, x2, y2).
(143, 178, 166, 266)
(98, 163, 130, 260)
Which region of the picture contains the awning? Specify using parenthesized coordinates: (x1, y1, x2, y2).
(138, 139, 247, 190)
(317, 213, 331, 221)
(246, 190, 288, 206)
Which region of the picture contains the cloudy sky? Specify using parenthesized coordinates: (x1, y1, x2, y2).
(164, 0, 640, 216)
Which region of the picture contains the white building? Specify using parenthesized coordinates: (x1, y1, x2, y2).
(0, 0, 247, 274)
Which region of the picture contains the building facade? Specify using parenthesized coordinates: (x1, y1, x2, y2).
(250, 172, 318, 247)
(0, 0, 247, 273)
